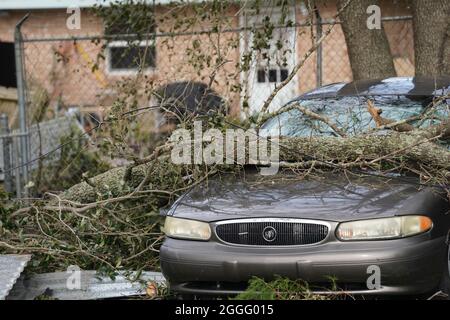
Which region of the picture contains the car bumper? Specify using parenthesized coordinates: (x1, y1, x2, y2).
(160, 234, 447, 296)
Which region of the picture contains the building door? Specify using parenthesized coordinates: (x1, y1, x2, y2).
(240, 7, 298, 115)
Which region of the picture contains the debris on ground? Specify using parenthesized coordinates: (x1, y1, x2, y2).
(6, 268, 165, 300)
(0, 255, 31, 300)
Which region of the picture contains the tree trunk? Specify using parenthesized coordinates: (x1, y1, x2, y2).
(412, 0, 450, 76)
(338, 0, 396, 80)
(439, 23, 450, 75)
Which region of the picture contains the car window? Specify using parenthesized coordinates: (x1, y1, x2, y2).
(259, 95, 449, 139)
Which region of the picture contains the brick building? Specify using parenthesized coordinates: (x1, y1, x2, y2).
(0, 0, 415, 119)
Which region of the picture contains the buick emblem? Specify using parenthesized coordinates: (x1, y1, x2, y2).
(262, 226, 277, 242)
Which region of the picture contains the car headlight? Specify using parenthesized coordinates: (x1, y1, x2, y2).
(163, 216, 211, 241)
(336, 215, 432, 241)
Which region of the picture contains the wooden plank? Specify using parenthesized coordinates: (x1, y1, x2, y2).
(0, 86, 18, 101)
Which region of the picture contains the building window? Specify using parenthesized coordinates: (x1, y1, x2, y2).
(257, 68, 289, 83)
(102, 3, 156, 73)
(108, 40, 156, 72)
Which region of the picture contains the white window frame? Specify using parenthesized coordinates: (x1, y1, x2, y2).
(106, 39, 156, 75)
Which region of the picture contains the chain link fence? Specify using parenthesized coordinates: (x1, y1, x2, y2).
(1, 114, 85, 197)
(1, 3, 416, 198)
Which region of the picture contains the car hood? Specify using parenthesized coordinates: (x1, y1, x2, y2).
(169, 170, 442, 222)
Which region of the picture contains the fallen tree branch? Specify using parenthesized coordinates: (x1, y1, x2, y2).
(366, 99, 450, 141)
(367, 100, 415, 132)
(3, 105, 449, 275)
(57, 129, 449, 205)
(260, 101, 347, 137)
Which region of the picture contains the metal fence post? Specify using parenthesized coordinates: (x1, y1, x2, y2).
(315, 8, 323, 88)
(0, 114, 13, 194)
(14, 14, 30, 198)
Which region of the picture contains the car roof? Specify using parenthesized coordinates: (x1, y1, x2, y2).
(295, 76, 450, 101)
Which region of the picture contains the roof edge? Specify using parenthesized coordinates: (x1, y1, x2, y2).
(0, 0, 181, 10)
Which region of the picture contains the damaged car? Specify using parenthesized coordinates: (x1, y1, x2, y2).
(160, 77, 450, 298)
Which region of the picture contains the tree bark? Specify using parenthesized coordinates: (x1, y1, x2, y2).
(439, 23, 450, 75)
(278, 133, 449, 171)
(338, 0, 396, 80)
(412, 0, 450, 76)
(62, 157, 186, 203)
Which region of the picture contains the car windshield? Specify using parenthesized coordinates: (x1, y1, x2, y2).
(260, 95, 449, 138)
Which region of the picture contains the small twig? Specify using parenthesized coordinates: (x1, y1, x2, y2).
(258, 100, 346, 137)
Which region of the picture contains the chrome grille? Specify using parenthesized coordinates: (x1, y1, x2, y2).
(215, 219, 329, 246)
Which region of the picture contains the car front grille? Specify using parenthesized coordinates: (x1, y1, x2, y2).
(215, 219, 329, 246)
